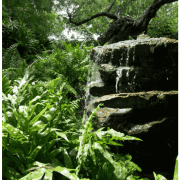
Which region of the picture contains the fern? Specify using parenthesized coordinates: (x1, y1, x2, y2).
(2, 43, 22, 69)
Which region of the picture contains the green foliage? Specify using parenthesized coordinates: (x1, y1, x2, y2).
(148, 19, 177, 39)
(51, 41, 93, 90)
(2, 71, 13, 95)
(2, 1, 178, 179)
(74, 104, 143, 179)
(2, 67, 145, 180)
(24, 41, 92, 104)
(146, 2, 178, 39)
(2, 67, 80, 179)
(2, 1, 61, 65)
(2, 0, 60, 38)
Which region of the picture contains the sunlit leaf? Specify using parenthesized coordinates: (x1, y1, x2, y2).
(53, 166, 80, 180)
(20, 168, 45, 180)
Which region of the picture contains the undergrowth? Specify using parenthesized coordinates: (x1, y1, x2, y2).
(2, 66, 144, 180)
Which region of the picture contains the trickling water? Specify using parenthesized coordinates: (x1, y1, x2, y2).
(86, 37, 176, 122)
(126, 46, 131, 66)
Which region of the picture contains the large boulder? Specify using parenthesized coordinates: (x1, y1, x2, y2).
(85, 35, 178, 179)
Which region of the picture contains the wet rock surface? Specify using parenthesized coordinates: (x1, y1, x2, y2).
(85, 36, 178, 179)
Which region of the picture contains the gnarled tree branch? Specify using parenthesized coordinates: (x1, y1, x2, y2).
(98, 0, 177, 45)
(66, 0, 177, 45)
(67, 9, 118, 26)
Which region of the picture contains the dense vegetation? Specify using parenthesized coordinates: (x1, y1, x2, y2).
(2, 0, 178, 179)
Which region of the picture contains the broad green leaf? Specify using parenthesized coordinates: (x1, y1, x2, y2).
(29, 105, 48, 126)
(42, 114, 53, 121)
(3, 122, 28, 141)
(28, 96, 41, 107)
(6, 152, 26, 173)
(92, 142, 114, 164)
(2, 72, 13, 94)
(29, 121, 47, 132)
(53, 166, 80, 180)
(7, 94, 17, 105)
(28, 161, 47, 169)
(20, 168, 46, 180)
(63, 149, 73, 169)
(50, 157, 64, 166)
(81, 143, 90, 162)
(2, 164, 22, 179)
(42, 139, 59, 154)
(27, 145, 44, 164)
(89, 138, 96, 166)
(27, 103, 38, 121)
(2, 92, 8, 101)
(2, 103, 8, 123)
(104, 128, 142, 141)
(13, 108, 25, 129)
(34, 129, 55, 147)
(43, 169, 53, 180)
(13, 85, 19, 94)
(48, 148, 63, 158)
(55, 131, 69, 142)
(123, 135, 142, 141)
(104, 42, 109, 46)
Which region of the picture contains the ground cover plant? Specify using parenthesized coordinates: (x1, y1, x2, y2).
(3, 67, 178, 180)
(2, 66, 144, 180)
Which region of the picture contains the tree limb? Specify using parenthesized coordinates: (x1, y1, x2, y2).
(106, 0, 116, 13)
(67, 10, 118, 26)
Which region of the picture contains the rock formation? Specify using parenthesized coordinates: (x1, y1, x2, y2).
(85, 35, 178, 179)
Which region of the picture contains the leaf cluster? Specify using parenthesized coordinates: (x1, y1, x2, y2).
(2, 67, 141, 180)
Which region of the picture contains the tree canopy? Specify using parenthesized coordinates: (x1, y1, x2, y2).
(55, 0, 178, 44)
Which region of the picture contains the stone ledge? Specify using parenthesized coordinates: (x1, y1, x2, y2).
(87, 91, 178, 111)
(90, 37, 178, 68)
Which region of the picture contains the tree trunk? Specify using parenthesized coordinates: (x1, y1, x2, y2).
(97, 16, 148, 45)
(97, 0, 177, 45)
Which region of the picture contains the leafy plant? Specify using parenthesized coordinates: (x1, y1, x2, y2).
(2, 67, 145, 180)
(2, 67, 80, 179)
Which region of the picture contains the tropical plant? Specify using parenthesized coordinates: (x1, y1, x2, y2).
(2, 67, 146, 180)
